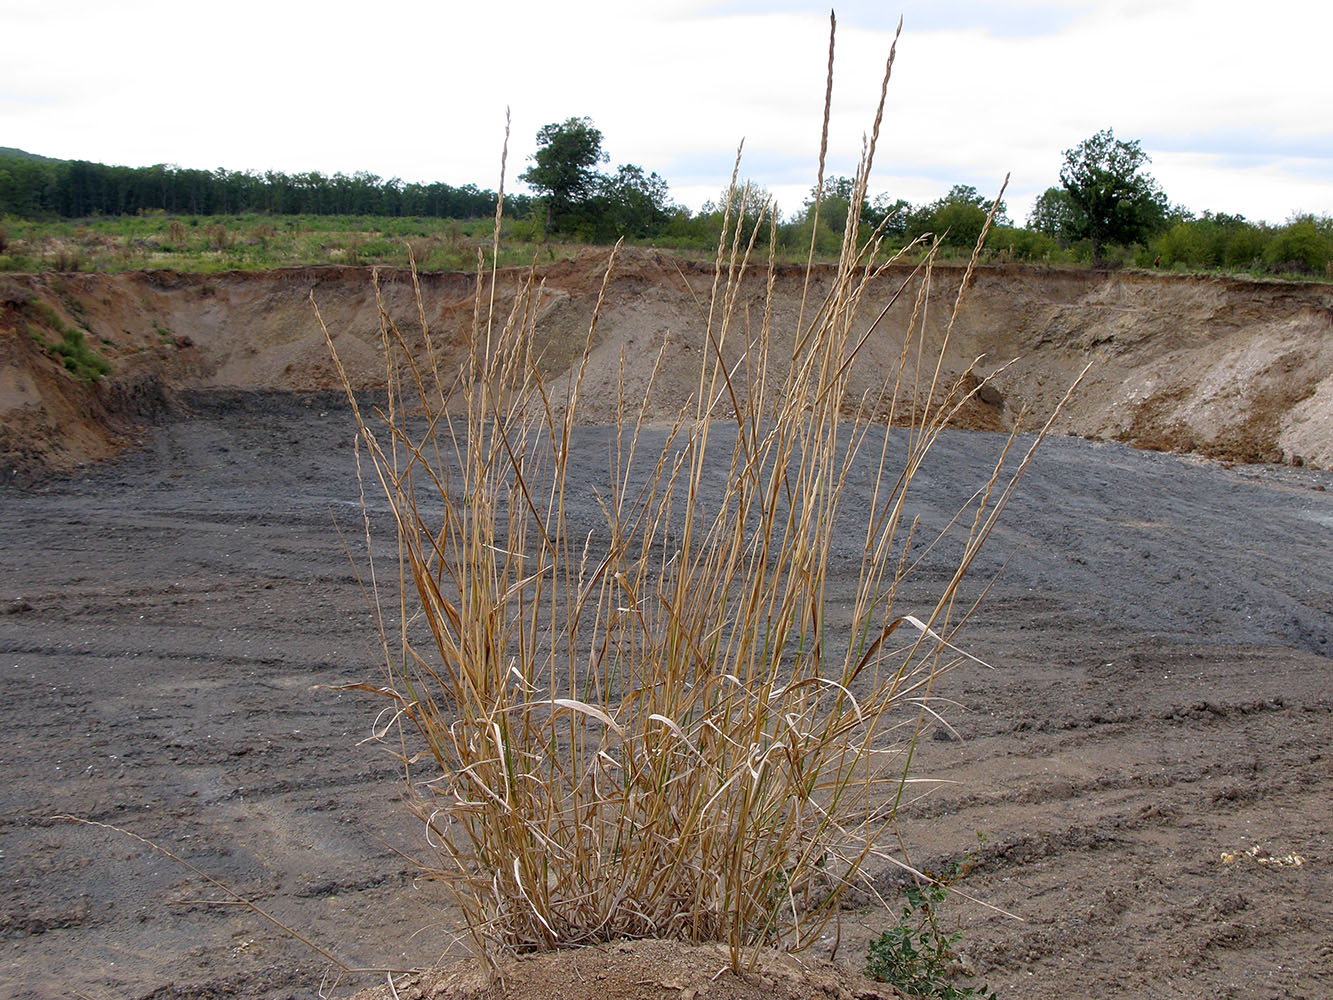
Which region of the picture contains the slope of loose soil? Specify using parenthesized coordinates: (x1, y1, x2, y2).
(3, 251, 1332, 482)
(351, 938, 907, 1000)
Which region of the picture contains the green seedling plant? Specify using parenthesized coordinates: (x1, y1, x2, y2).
(866, 839, 996, 999)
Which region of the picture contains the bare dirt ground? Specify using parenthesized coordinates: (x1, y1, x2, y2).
(3, 397, 1330, 1000)
(2, 253, 1331, 999)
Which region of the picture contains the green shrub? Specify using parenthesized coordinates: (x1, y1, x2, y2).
(1154, 222, 1208, 268)
(52, 326, 111, 380)
(780, 213, 843, 256)
(865, 872, 996, 999)
(987, 225, 1059, 261)
(1223, 226, 1267, 271)
(1265, 217, 1331, 274)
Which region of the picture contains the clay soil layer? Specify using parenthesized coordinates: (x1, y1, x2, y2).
(2, 392, 1330, 1000)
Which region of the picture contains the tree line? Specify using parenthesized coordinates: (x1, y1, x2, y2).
(1024, 130, 1331, 275)
(0, 151, 532, 220)
(3, 123, 1330, 277)
(517, 121, 1330, 276)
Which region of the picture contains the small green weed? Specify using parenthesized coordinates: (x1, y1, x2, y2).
(52, 326, 111, 380)
(865, 842, 996, 999)
(23, 299, 111, 381)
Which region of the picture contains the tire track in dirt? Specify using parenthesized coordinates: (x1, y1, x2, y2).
(2, 400, 1330, 999)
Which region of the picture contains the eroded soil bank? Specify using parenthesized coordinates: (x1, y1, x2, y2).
(2, 396, 1330, 999)
(3, 251, 1333, 482)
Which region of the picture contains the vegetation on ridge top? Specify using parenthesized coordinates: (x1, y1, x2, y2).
(2, 121, 1330, 279)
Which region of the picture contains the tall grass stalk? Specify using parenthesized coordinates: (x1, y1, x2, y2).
(317, 19, 1082, 974)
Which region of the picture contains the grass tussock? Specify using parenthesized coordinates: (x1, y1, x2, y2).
(316, 17, 1083, 973)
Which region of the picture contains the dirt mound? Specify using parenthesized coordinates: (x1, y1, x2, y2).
(3, 251, 1332, 480)
(350, 940, 904, 1000)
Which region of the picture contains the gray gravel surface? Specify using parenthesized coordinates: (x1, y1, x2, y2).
(2, 394, 1330, 999)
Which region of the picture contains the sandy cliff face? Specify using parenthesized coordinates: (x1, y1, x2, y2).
(3, 250, 1331, 479)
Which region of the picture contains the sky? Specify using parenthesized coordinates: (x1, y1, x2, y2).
(3, 0, 1331, 226)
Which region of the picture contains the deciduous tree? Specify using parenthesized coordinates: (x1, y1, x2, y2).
(906, 185, 1007, 248)
(1265, 215, 1332, 274)
(521, 117, 607, 234)
(595, 164, 672, 239)
(1026, 186, 1077, 240)
(1059, 129, 1168, 263)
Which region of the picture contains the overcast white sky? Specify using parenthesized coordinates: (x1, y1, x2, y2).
(3, 0, 1330, 226)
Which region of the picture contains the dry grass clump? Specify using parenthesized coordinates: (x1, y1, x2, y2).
(317, 18, 1079, 974)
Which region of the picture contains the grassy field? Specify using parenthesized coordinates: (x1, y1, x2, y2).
(0, 211, 888, 275)
(5, 209, 1330, 282)
(0, 212, 578, 274)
